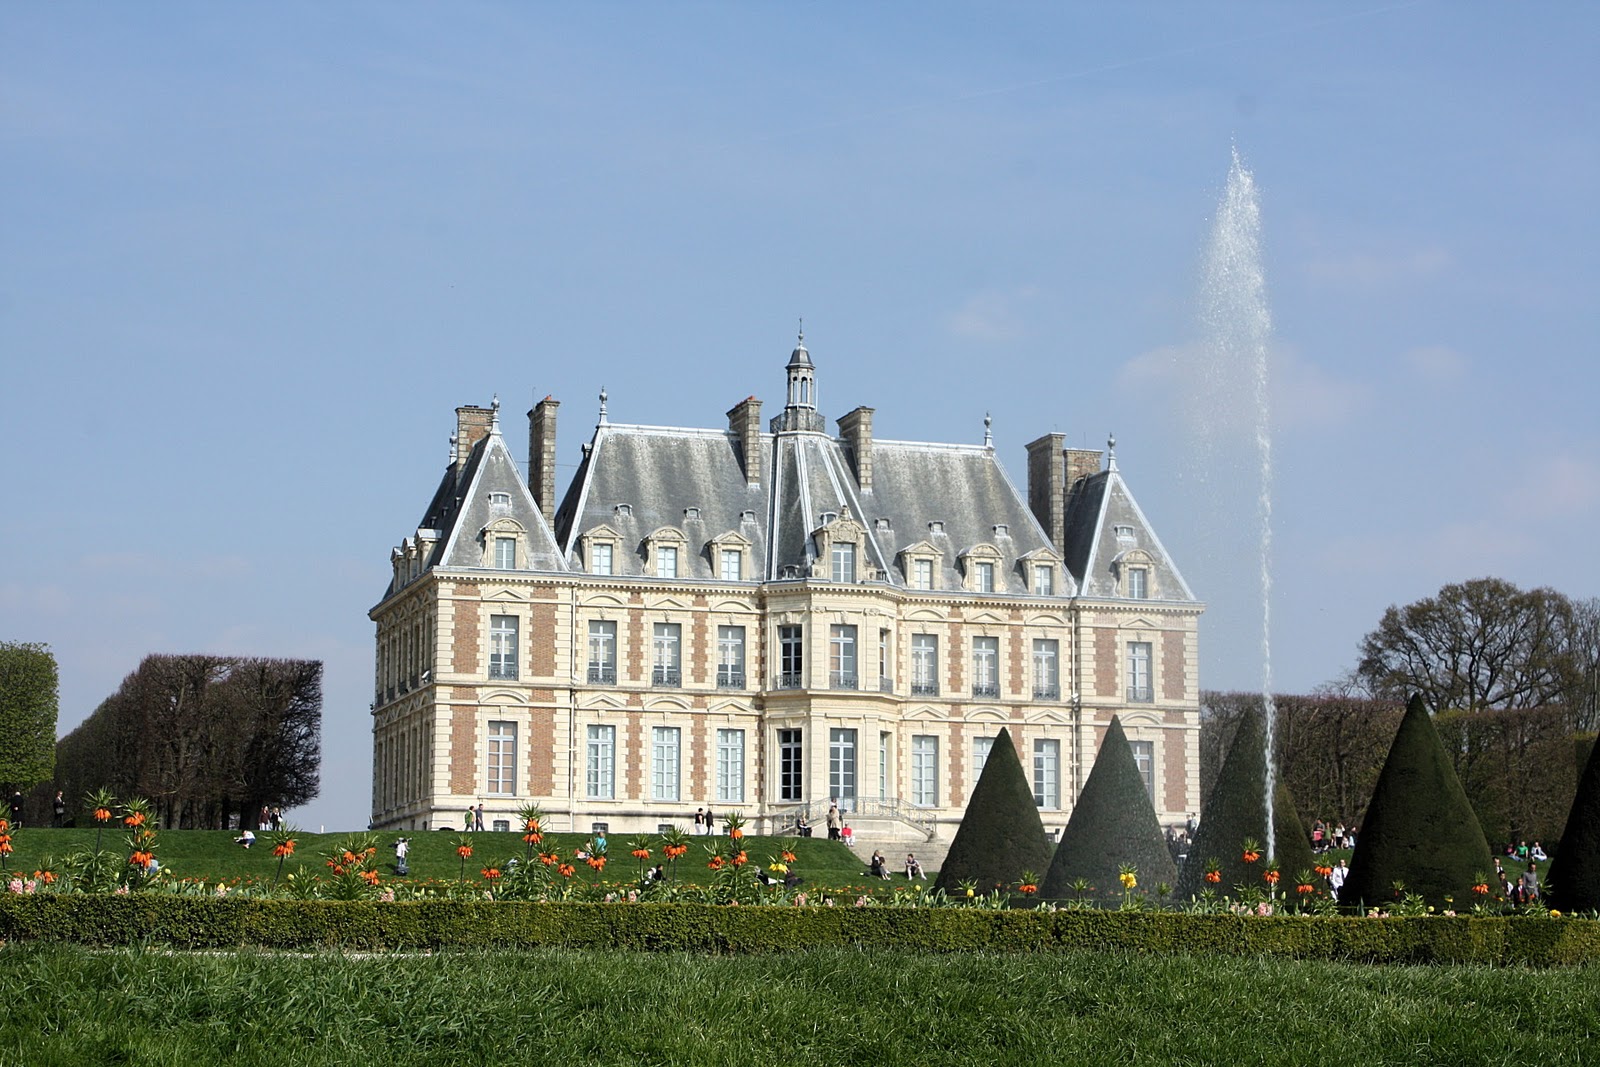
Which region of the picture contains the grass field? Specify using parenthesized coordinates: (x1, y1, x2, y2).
(1, 827, 894, 892)
(0, 944, 1594, 1065)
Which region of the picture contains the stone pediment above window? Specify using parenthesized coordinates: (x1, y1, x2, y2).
(1019, 546, 1065, 598)
(579, 524, 622, 576)
(707, 530, 753, 582)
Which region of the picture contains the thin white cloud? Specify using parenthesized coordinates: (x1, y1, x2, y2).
(1305, 246, 1453, 287)
(1401, 344, 1469, 386)
(1271, 347, 1369, 430)
(946, 286, 1041, 342)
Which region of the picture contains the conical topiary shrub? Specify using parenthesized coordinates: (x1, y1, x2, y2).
(1544, 729, 1600, 913)
(1342, 694, 1495, 911)
(933, 727, 1054, 896)
(1042, 716, 1176, 905)
(1173, 704, 1314, 901)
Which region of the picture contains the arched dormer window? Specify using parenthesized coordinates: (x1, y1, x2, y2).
(1019, 547, 1065, 598)
(480, 518, 528, 571)
(644, 527, 690, 580)
(897, 540, 943, 591)
(707, 529, 753, 583)
(811, 508, 871, 583)
(958, 543, 1005, 594)
(1113, 549, 1158, 600)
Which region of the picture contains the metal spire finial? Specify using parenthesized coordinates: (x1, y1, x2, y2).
(1107, 433, 1118, 472)
(983, 411, 993, 448)
(598, 386, 609, 425)
(489, 394, 501, 434)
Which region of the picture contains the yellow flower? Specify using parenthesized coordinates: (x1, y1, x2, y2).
(1550, 910, 1562, 918)
(1119, 872, 1137, 889)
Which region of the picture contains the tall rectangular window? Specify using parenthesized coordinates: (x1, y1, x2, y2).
(494, 537, 516, 569)
(878, 628, 892, 693)
(879, 731, 891, 798)
(587, 620, 617, 684)
(831, 541, 856, 583)
(1128, 567, 1148, 599)
(489, 615, 518, 680)
(1032, 639, 1059, 700)
(779, 728, 804, 801)
(652, 726, 681, 801)
(911, 735, 938, 806)
(652, 623, 681, 686)
(656, 546, 679, 579)
(1128, 641, 1153, 702)
(487, 720, 517, 795)
(829, 728, 857, 802)
(1034, 738, 1060, 809)
(1033, 564, 1054, 596)
(911, 634, 939, 696)
(720, 548, 742, 582)
(590, 542, 613, 576)
(716, 625, 745, 688)
(974, 561, 995, 593)
(913, 558, 933, 590)
(829, 624, 858, 689)
(1130, 739, 1155, 801)
(971, 735, 994, 783)
(716, 728, 745, 802)
(586, 724, 615, 799)
(778, 624, 804, 688)
(972, 636, 999, 698)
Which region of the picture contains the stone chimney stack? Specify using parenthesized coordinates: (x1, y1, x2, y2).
(528, 396, 560, 520)
(1025, 433, 1067, 556)
(454, 405, 495, 468)
(1065, 447, 1105, 491)
(726, 396, 764, 486)
(838, 406, 875, 492)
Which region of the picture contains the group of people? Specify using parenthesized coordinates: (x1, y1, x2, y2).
(866, 850, 924, 880)
(692, 807, 722, 835)
(257, 805, 286, 831)
(1310, 820, 1356, 853)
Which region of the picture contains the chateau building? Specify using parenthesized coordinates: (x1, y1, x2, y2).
(370, 336, 1203, 841)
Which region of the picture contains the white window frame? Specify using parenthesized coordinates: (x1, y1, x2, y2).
(586, 724, 615, 800)
(1033, 738, 1060, 809)
(972, 636, 999, 697)
(720, 548, 742, 582)
(1130, 739, 1155, 801)
(1128, 641, 1153, 703)
(652, 725, 681, 802)
(911, 634, 938, 695)
(829, 727, 858, 802)
(779, 727, 804, 801)
(716, 728, 745, 803)
(489, 615, 518, 680)
(829, 624, 858, 689)
(656, 545, 679, 579)
(913, 558, 933, 590)
(831, 541, 857, 583)
(971, 734, 994, 783)
(716, 625, 745, 688)
(494, 536, 516, 570)
(653, 623, 681, 686)
(587, 620, 617, 683)
(1032, 639, 1059, 699)
(911, 735, 938, 807)
(1128, 566, 1148, 599)
(487, 719, 517, 796)
(1033, 564, 1054, 596)
(590, 542, 613, 576)
(974, 561, 995, 593)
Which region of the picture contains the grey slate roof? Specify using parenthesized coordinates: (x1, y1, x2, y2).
(1063, 467, 1194, 601)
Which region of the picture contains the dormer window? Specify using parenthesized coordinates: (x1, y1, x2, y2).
(1115, 550, 1158, 600)
(974, 561, 995, 593)
(928, 521, 945, 535)
(1033, 564, 1054, 597)
(684, 507, 701, 522)
(488, 491, 511, 507)
(657, 546, 679, 579)
(898, 540, 943, 591)
(644, 527, 689, 580)
(1128, 567, 1149, 599)
(1115, 524, 1136, 544)
(494, 536, 516, 569)
(831, 541, 857, 583)
(874, 518, 892, 533)
(958, 543, 1004, 594)
(708, 529, 753, 584)
(812, 510, 869, 583)
(614, 503, 633, 519)
(740, 510, 757, 524)
(480, 518, 527, 571)
(579, 524, 621, 577)
(819, 511, 838, 527)
(992, 524, 1008, 539)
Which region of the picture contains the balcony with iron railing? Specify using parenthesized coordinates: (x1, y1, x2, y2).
(971, 681, 1000, 699)
(775, 672, 805, 690)
(910, 679, 939, 697)
(830, 671, 859, 690)
(587, 666, 617, 685)
(488, 660, 518, 681)
(1127, 686, 1154, 703)
(717, 669, 746, 689)
(652, 666, 682, 688)
(1033, 684, 1061, 701)
(879, 677, 894, 694)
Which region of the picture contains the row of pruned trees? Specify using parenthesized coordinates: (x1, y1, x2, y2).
(53, 654, 321, 830)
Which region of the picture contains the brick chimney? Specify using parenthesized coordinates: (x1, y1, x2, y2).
(454, 405, 495, 468)
(837, 406, 875, 492)
(1065, 448, 1104, 490)
(726, 396, 764, 486)
(528, 396, 560, 520)
(1026, 433, 1066, 556)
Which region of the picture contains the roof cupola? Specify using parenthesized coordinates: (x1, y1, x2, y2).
(772, 322, 825, 432)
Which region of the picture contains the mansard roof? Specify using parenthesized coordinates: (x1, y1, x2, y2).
(1062, 465, 1194, 602)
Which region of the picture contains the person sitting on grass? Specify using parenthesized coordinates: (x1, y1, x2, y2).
(868, 850, 891, 880)
(905, 854, 925, 880)
(234, 829, 256, 848)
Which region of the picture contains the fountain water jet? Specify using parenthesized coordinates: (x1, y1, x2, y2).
(1197, 147, 1277, 859)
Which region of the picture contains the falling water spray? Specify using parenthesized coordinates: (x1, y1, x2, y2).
(1200, 147, 1277, 859)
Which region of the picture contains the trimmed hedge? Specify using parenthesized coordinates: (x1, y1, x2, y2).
(1, 895, 1597, 965)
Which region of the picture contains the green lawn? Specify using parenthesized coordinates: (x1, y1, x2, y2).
(2, 827, 894, 891)
(0, 944, 1594, 1065)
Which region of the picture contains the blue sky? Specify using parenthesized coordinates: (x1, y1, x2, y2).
(4, 3, 1595, 831)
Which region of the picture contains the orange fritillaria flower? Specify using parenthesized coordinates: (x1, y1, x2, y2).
(1204, 869, 1222, 884)
(1296, 883, 1315, 895)
(523, 832, 543, 845)
(129, 851, 152, 867)
(124, 812, 146, 828)
(780, 850, 796, 864)
(1263, 869, 1280, 885)
(732, 851, 748, 866)
(361, 869, 381, 886)
(93, 808, 112, 823)
(586, 856, 607, 871)
(1241, 849, 1260, 864)
(1472, 883, 1490, 895)
(557, 863, 576, 878)
(665, 844, 688, 859)
(631, 848, 651, 860)
(1018, 883, 1038, 895)
(481, 867, 501, 880)
(708, 856, 726, 870)
(730, 828, 744, 840)
(539, 851, 559, 866)
(273, 842, 296, 858)
(457, 845, 473, 859)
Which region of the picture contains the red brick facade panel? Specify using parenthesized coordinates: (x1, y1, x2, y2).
(449, 705, 475, 794)
(1162, 631, 1187, 701)
(1095, 628, 1117, 697)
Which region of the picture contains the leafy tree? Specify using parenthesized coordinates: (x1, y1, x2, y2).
(1356, 578, 1583, 716)
(0, 642, 58, 800)
(53, 654, 321, 829)
(1342, 695, 1495, 911)
(1042, 716, 1175, 904)
(1546, 733, 1600, 913)
(933, 727, 1053, 895)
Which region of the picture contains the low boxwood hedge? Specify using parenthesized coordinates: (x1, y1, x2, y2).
(2, 895, 1596, 965)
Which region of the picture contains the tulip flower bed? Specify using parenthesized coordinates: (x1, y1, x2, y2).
(0, 943, 1596, 1066)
